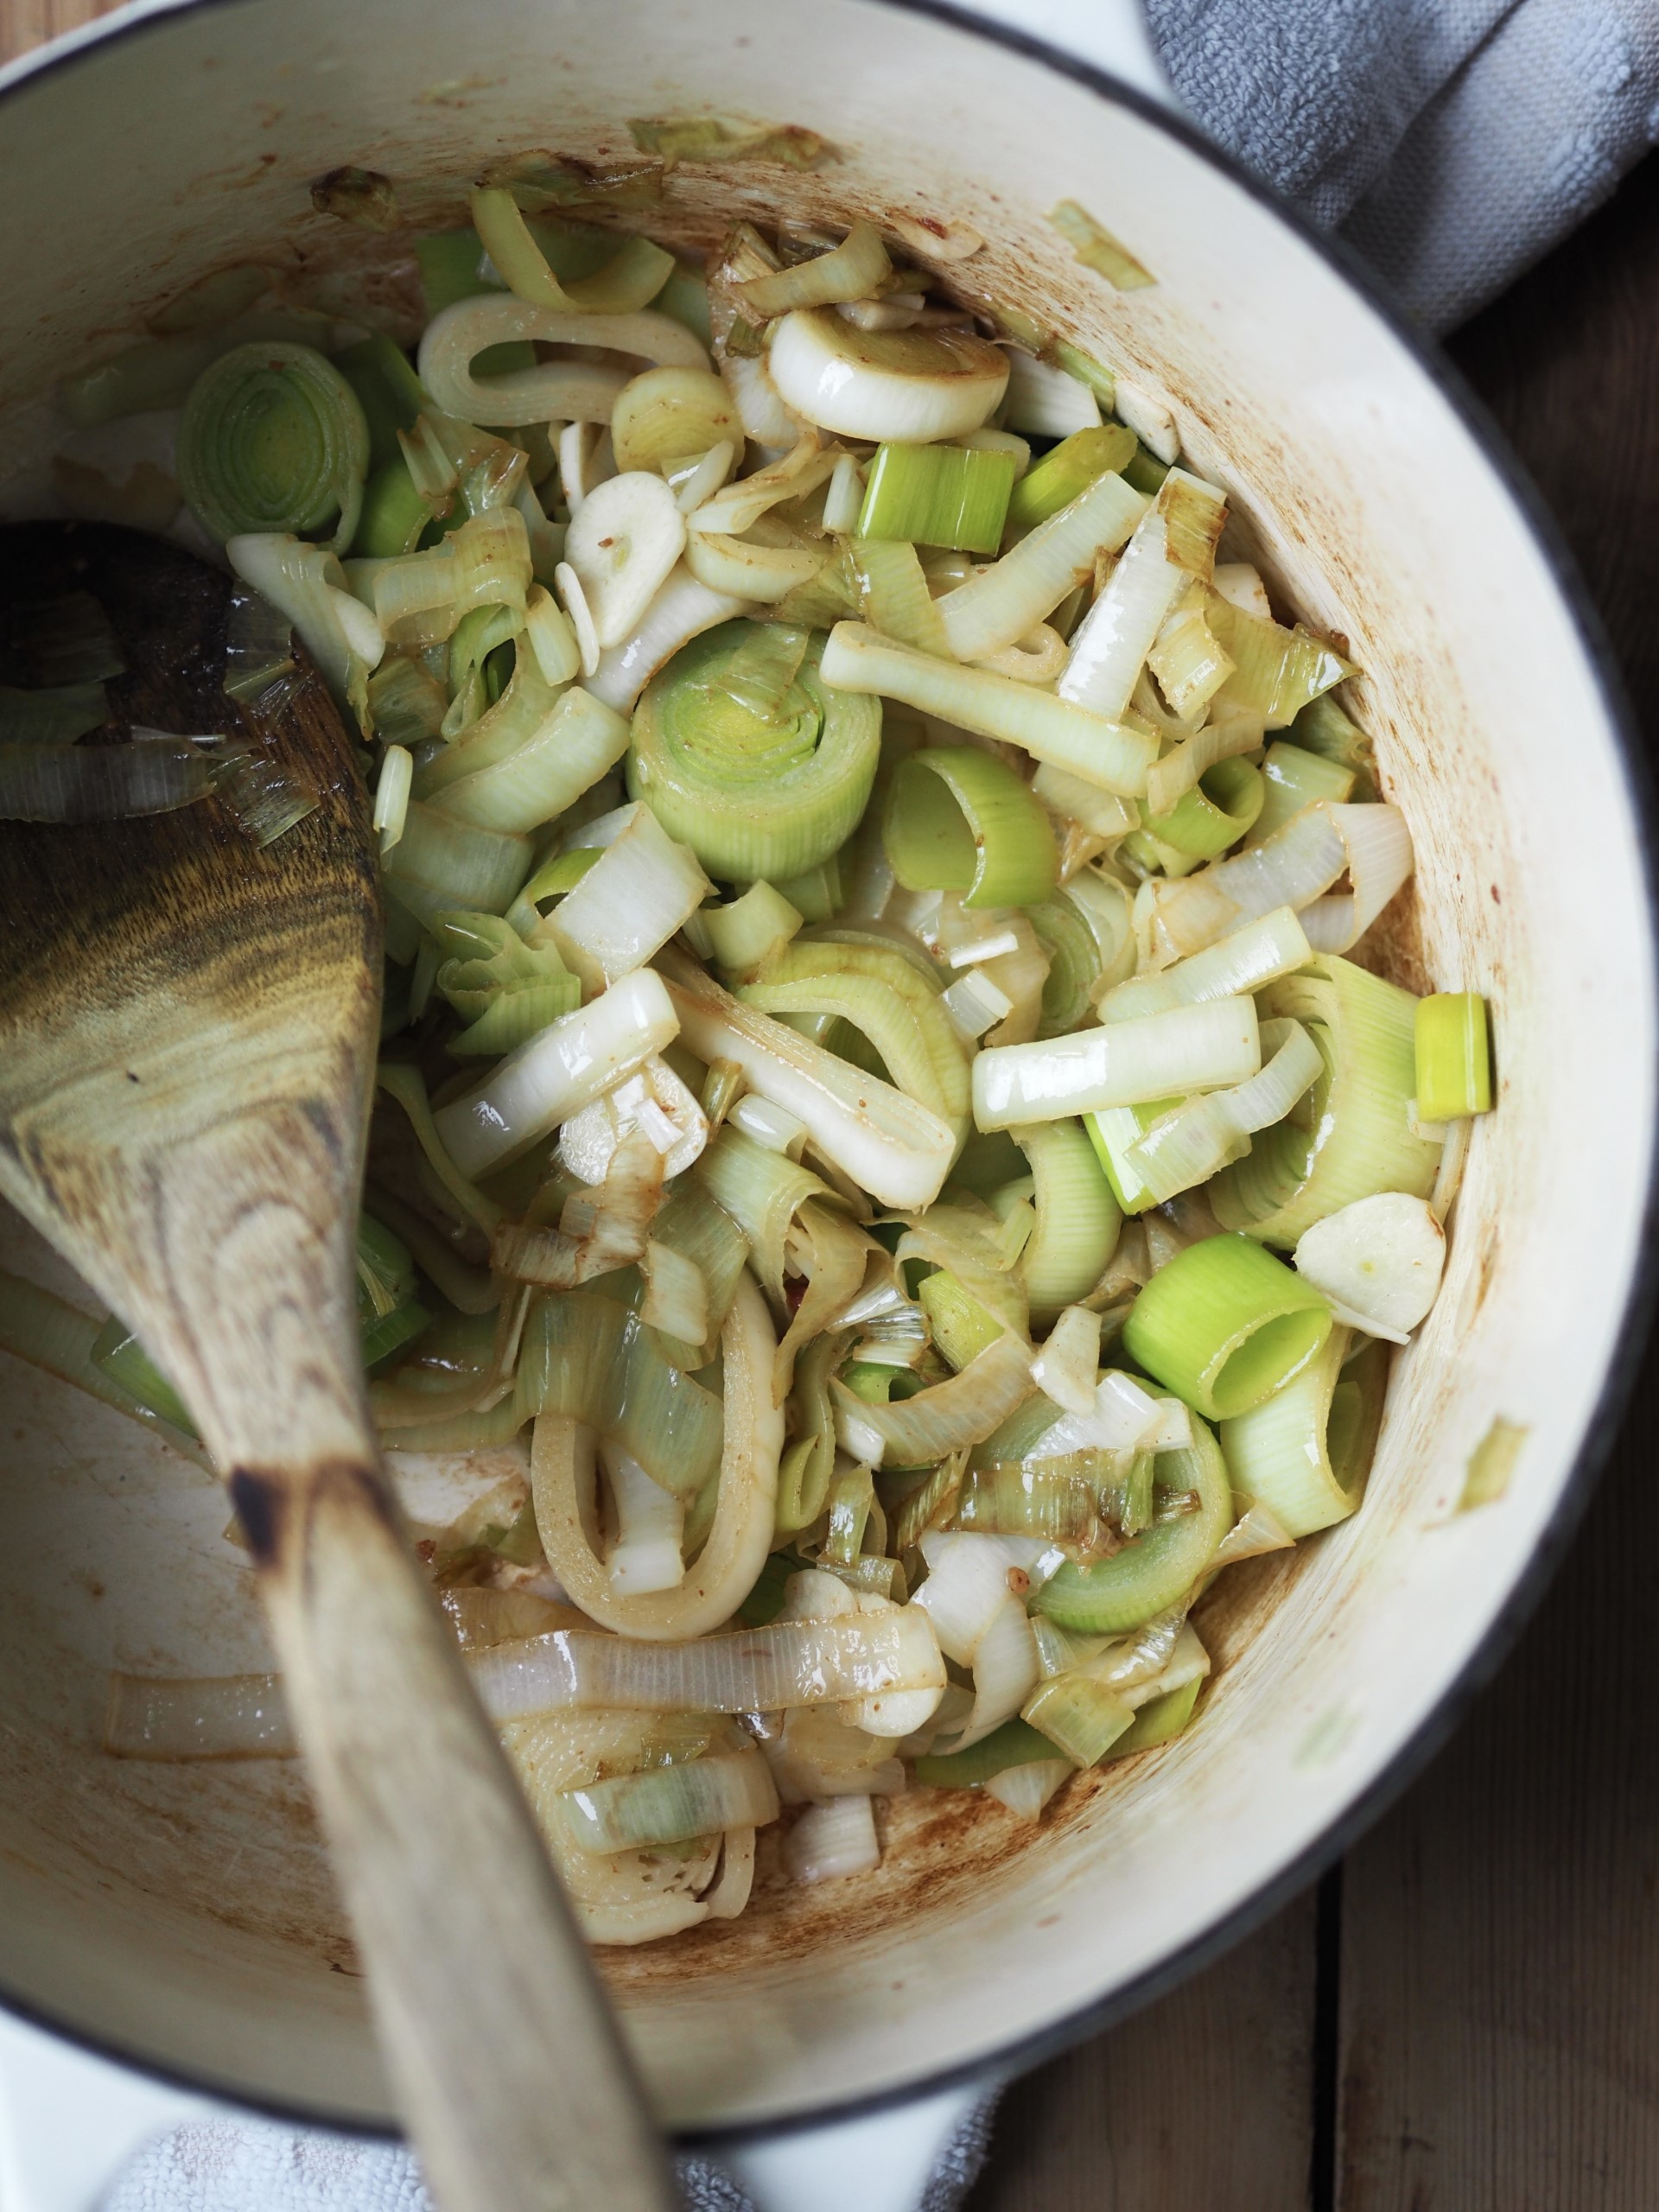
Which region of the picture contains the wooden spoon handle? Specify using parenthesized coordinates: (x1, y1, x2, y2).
(245, 1461, 676, 2212)
(105, 1107, 674, 2212)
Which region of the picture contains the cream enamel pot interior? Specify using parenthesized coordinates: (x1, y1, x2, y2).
(0, 0, 1652, 2204)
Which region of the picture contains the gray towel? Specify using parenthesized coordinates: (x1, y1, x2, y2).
(91, 6, 1659, 2210)
(1146, 0, 1659, 327)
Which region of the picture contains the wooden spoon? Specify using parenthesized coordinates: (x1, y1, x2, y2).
(0, 523, 675, 2212)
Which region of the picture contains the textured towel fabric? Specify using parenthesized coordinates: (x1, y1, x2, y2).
(99, 2100, 1001, 2212)
(1145, 0, 1659, 327)
(87, 7, 1658, 2211)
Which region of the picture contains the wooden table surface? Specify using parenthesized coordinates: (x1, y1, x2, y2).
(6, 7, 1657, 2206)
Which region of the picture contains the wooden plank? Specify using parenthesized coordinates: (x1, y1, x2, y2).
(0, 0, 110, 66)
(1335, 155, 1659, 2212)
(969, 1890, 1319, 2211)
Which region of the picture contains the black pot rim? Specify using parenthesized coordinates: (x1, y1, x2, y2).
(0, 0, 1654, 2160)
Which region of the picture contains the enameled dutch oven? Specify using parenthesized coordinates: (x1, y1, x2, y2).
(0, 2, 1651, 2206)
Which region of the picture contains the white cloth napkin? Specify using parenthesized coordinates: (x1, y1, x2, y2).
(88, 4, 1659, 2209)
(1147, 0, 1659, 327)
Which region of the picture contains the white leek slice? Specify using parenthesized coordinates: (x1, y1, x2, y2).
(1028, 1305, 1103, 1416)
(1001, 350, 1101, 439)
(721, 353, 803, 446)
(689, 432, 841, 536)
(527, 1271, 781, 1640)
(1297, 804, 1416, 953)
(660, 947, 956, 1210)
(728, 1092, 809, 1157)
(226, 532, 382, 702)
(683, 528, 825, 604)
(1125, 1017, 1324, 1204)
(973, 996, 1260, 1130)
(1037, 1369, 1191, 1455)
(563, 472, 686, 648)
(586, 565, 756, 714)
(820, 622, 1158, 796)
(559, 1054, 709, 1183)
(985, 1759, 1071, 1820)
(1114, 378, 1179, 463)
(557, 420, 615, 514)
(550, 1747, 777, 1854)
(1097, 906, 1312, 1025)
(418, 296, 709, 426)
(524, 583, 581, 684)
(1213, 561, 1272, 620)
(603, 1442, 687, 1595)
(912, 1530, 1052, 1665)
(767, 306, 1008, 441)
(784, 1794, 880, 1885)
(372, 744, 411, 855)
(1058, 470, 1224, 719)
(639, 1237, 709, 1344)
(434, 965, 679, 1177)
(542, 800, 711, 990)
(941, 968, 1014, 1041)
(950, 1594, 1042, 1753)
(937, 470, 1147, 662)
(1293, 1191, 1446, 1343)
(671, 441, 738, 514)
(1213, 1496, 1295, 1566)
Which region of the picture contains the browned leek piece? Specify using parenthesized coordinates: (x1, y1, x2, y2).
(0, 524, 672, 2212)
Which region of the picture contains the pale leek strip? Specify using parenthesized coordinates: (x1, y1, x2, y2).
(639, 1239, 710, 1348)
(882, 747, 1058, 910)
(431, 689, 631, 844)
(738, 219, 893, 316)
(416, 295, 708, 426)
(942, 969, 1014, 1039)
(912, 1530, 1054, 1663)
(564, 470, 688, 648)
(739, 937, 970, 1129)
(1143, 706, 1266, 819)
(775, 1330, 848, 1535)
(602, 1443, 687, 1596)
(1097, 906, 1312, 1026)
(1146, 591, 1234, 722)
(722, 352, 803, 446)
(552, 1748, 778, 1855)
(785, 1796, 880, 1883)
(613, 366, 739, 472)
(820, 623, 1158, 797)
(537, 801, 710, 990)
(689, 432, 842, 536)
(832, 1331, 1034, 1470)
(1212, 1497, 1294, 1566)
(1028, 1305, 1103, 1417)
(586, 565, 756, 713)
(973, 997, 1260, 1132)
(821, 453, 864, 534)
(850, 538, 953, 657)
(670, 441, 739, 514)
(469, 1599, 944, 1720)
(517, 1289, 721, 1501)
(704, 880, 804, 974)
(434, 966, 679, 1177)
(697, 1125, 837, 1296)
(1034, 1415, 1231, 1633)
(775, 1203, 874, 1403)
(380, 803, 531, 931)
(346, 507, 531, 649)
(660, 948, 957, 1211)
(1032, 763, 1139, 842)
(1211, 955, 1441, 1248)
(0, 1269, 210, 1467)
(936, 470, 1147, 661)
(374, 1062, 504, 1236)
(727, 1093, 809, 1156)
(1124, 1020, 1319, 1204)
(684, 528, 827, 604)
(766, 308, 1008, 442)
(226, 533, 383, 705)
(1029, 872, 1135, 1038)
(1292, 1192, 1446, 1343)
(1021, 1670, 1134, 1766)
(470, 188, 674, 315)
(1209, 594, 1352, 727)
(1218, 1327, 1389, 1537)
(644, 1171, 753, 1366)
(950, 1595, 1043, 1752)
(1154, 802, 1394, 958)
(1244, 738, 1354, 846)
(372, 742, 412, 855)
(1001, 350, 1100, 439)
(1013, 1119, 1122, 1321)
(985, 1759, 1071, 1819)
(557, 1057, 709, 1185)
(1058, 479, 1221, 721)
(1298, 804, 1415, 954)
(413, 634, 560, 797)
